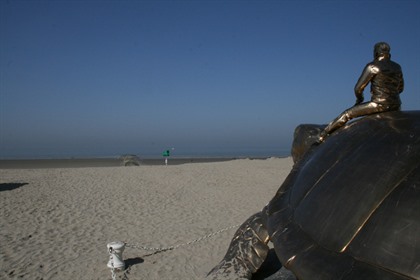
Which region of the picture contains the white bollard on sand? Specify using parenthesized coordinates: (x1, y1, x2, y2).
(107, 241, 126, 270)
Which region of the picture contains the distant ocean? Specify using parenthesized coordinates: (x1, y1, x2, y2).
(0, 146, 291, 160)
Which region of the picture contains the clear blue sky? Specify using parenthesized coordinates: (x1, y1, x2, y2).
(1, 0, 419, 159)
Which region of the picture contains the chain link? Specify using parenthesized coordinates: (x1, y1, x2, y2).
(125, 224, 240, 253)
(109, 248, 117, 280)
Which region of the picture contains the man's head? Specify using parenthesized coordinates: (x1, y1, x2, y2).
(374, 42, 391, 59)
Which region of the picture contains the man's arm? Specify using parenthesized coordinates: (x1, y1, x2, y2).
(354, 64, 378, 104)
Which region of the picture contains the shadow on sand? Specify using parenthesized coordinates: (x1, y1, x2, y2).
(125, 257, 144, 267)
(0, 183, 28, 192)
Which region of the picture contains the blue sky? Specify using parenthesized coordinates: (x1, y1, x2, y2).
(1, 0, 419, 158)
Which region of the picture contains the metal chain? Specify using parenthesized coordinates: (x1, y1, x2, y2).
(109, 248, 117, 280)
(108, 224, 240, 279)
(125, 224, 240, 253)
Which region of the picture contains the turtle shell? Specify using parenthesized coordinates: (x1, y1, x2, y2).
(267, 111, 420, 280)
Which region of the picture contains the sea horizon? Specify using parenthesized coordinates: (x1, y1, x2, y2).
(0, 147, 291, 160)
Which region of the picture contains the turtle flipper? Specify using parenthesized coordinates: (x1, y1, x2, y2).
(207, 211, 269, 279)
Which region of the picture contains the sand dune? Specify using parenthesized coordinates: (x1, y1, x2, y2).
(0, 158, 293, 279)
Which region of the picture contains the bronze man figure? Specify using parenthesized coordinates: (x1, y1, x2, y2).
(318, 42, 404, 142)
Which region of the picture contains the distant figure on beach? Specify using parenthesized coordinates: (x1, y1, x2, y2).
(318, 42, 404, 143)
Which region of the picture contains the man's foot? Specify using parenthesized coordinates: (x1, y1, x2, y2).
(317, 131, 327, 144)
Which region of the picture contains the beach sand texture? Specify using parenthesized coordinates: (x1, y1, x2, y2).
(0, 158, 293, 279)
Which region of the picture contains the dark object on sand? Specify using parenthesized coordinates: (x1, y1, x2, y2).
(208, 111, 420, 280)
(119, 155, 141, 166)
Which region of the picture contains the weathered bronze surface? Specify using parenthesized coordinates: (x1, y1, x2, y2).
(208, 111, 420, 280)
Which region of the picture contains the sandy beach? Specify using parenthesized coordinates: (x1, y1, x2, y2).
(0, 157, 294, 280)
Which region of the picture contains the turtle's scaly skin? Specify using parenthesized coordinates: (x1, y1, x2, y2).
(291, 124, 325, 164)
(208, 111, 420, 280)
(207, 212, 270, 280)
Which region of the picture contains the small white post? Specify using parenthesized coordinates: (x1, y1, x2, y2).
(107, 241, 125, 270)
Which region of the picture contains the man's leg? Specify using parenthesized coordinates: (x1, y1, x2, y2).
(319, 102, 387, 142)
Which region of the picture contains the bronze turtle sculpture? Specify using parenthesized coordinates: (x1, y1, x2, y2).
(208, 110, 420, 280)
